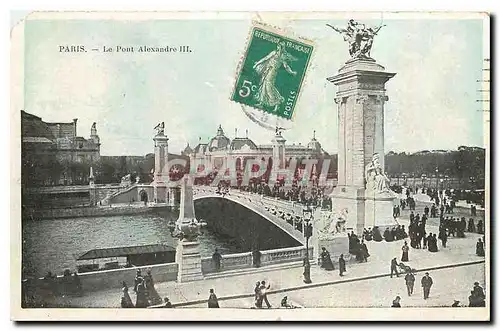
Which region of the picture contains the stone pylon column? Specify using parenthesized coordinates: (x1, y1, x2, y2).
(153, 132, 169, 203)
(327, 58, 396, 235)
(89, 166, 96, 206)
(272, 131, 286, 171)
(176, 175, 203, 282)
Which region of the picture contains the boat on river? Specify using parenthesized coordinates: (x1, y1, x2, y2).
(76, 244, 176, 273)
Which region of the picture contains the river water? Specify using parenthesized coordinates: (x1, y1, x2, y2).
(22, 209, 243, 278)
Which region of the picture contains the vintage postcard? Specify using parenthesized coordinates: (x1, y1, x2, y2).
(11, 11, 490, 321)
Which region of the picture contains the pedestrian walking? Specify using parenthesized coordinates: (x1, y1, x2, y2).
(421, 272, 433, 300)
(254, 281, 262, 308)
(120, 281, 134, 308)
(320, 247, 335, 270)
(339, 254, 346, 277)
(404, 271, 415, 296)
(259, 281, 272, 308)
(390, 257, 399, 278)
(401, 241, 409, 262)
(207, 289, 220, 308)
(476, 238, 485, 257)
(135, 279, 149, 308)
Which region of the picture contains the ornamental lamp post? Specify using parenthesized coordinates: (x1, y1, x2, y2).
(302, 204, 313, 284)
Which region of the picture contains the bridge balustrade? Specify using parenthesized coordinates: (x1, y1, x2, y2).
(201, 252, 252, 274)
(201, 246, 313, 275)
(261, 246, 314, 266)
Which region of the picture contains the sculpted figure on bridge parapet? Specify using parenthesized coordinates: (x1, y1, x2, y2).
(318, 208, 348, 239)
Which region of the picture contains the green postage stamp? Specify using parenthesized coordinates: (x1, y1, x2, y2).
(231, 24, 314, 120)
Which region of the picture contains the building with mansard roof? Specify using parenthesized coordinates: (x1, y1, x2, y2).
(21, 110, 100, 186)
(182, 124, 332, 175)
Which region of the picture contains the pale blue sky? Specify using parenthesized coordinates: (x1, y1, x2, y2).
(23, 16, 486, 156)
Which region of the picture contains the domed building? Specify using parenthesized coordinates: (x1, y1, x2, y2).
(208, 125, 231, 152)
(184, 125, 331, 176)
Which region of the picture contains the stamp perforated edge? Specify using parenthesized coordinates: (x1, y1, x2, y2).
(229, 19, 316, 124)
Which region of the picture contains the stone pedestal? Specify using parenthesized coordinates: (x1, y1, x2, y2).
(327, 57, 397, 235)
(330, 186, 366, 236)
(313, 210, 349, 261)
(365, 193, 398, 232)
(176, 240, 203, 283)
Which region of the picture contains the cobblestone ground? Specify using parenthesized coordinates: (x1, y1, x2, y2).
(48, 194, 487, 308)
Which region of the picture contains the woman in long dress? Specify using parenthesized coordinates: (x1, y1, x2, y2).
(135, 279, 149, 308)
(320, 247, 335, 271)
(120, 282, 134, 308)
(207, 289, 220, 308)
(401, 241, 409, 262)
(144, 270, 163, 306)
(253, 42, 297, 112)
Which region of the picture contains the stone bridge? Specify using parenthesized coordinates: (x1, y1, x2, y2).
(193, 186, 307, 245)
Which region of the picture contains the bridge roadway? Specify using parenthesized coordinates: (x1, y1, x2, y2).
(193, 186, 307, 245)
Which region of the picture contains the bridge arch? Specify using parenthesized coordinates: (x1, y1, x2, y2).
(193, 191, 305, 246)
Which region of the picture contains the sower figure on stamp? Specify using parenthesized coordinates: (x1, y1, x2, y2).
(421, 272, 434, 300)
(253, 42, 297, 112)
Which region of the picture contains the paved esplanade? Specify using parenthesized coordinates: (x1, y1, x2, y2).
(49, 197, 485, 308)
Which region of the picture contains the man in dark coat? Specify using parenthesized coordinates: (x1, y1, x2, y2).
(361, 240, 370, 262)
(252, 249, 262, 268)
(470, 282, 486, 307)
(259, 281, 272, 308)
(339, 254, 346, 276)
(390, 257, 399, 278)
(404, 271, 415, 296)
(421, 272, 433, 299)
(468, 218, 476, 233)
(212, 248, 223, 272)
(476, 238, 485, 257)
(477, 219, 484, 234)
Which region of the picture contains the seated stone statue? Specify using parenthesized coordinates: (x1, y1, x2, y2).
(365, 154, 391, 194)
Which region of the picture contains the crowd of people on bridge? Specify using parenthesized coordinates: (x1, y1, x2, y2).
(238, 181, 333, 210)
